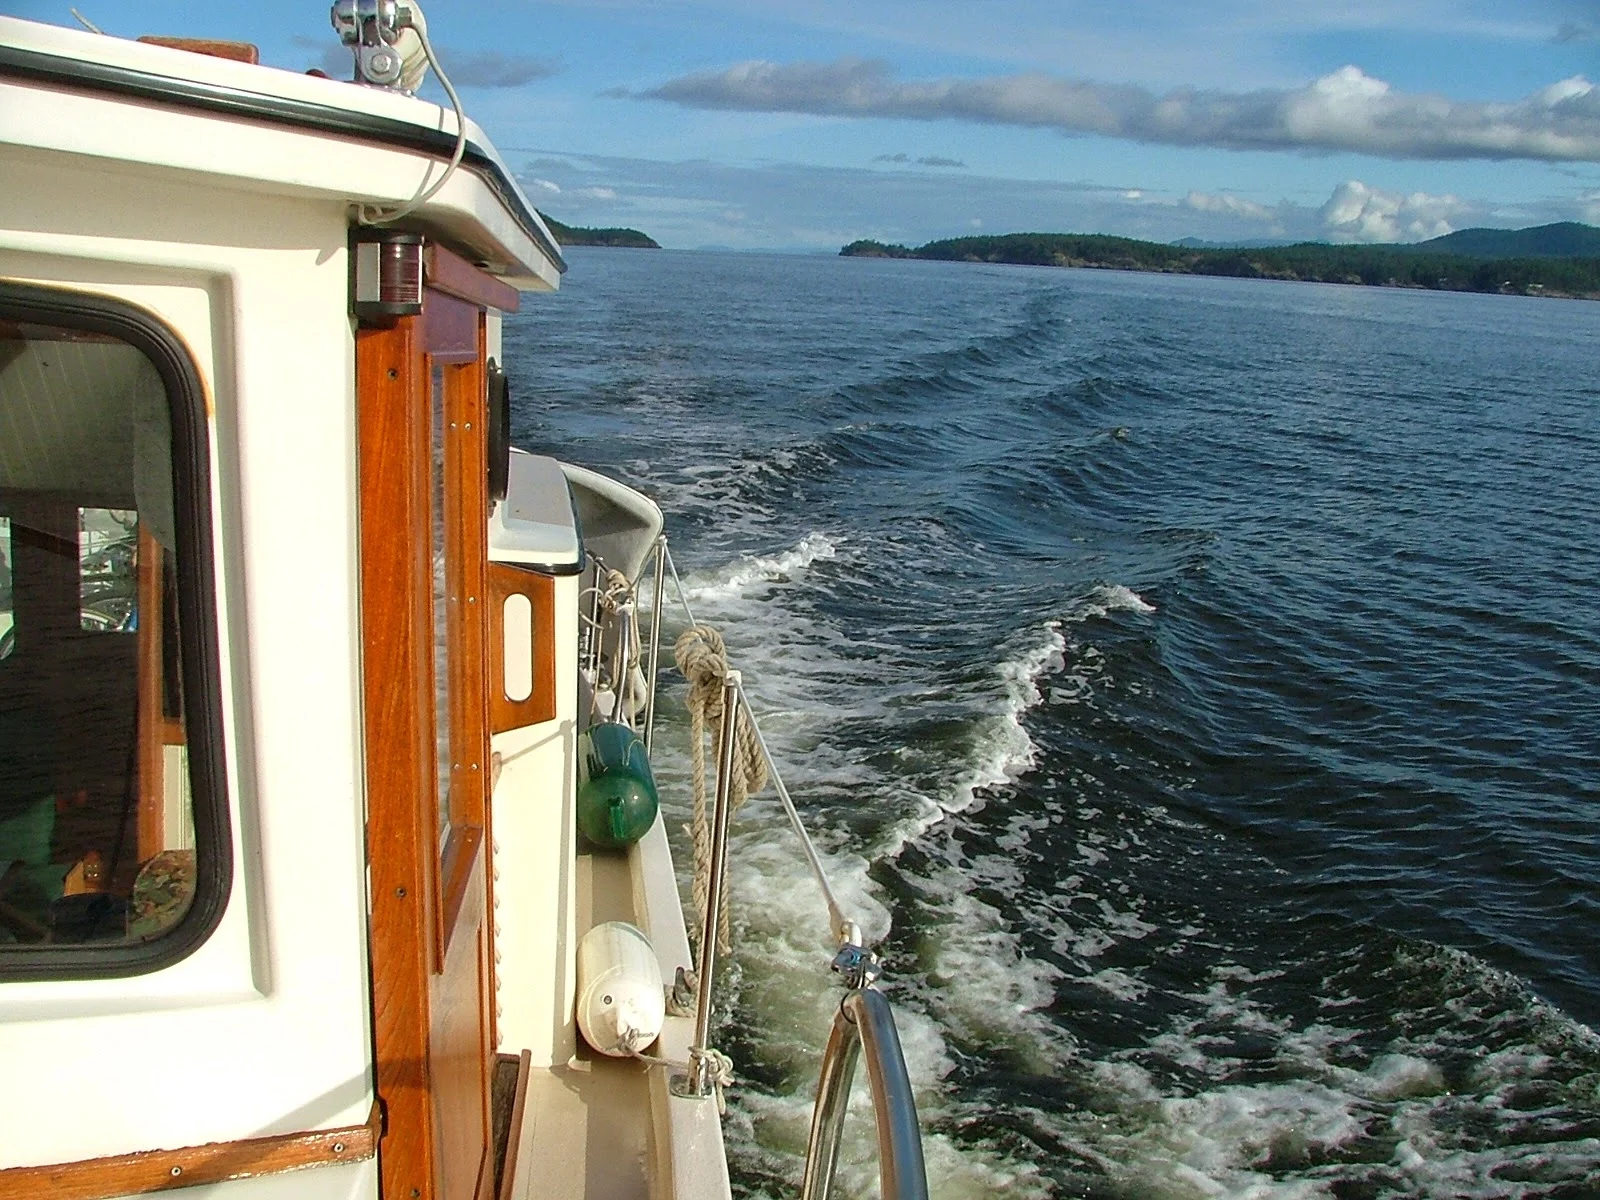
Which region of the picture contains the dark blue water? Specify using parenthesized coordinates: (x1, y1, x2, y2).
(507, 250, 1600, 1199)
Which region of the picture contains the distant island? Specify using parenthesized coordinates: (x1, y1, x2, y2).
(538, 211, 659, 249)
(840, 223, 1600, 299)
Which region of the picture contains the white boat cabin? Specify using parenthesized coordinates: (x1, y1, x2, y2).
(0, 12, 728, 1200)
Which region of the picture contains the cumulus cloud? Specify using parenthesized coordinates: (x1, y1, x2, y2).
(632, 58, 1600, 162)
(1319, 180, 1469, 242)
(1184, 190, 1274, 220)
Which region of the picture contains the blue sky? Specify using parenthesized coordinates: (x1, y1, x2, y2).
(8, 0, 1600, 249)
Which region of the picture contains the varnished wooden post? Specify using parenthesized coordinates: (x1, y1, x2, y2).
(357, 315, 438, 1200)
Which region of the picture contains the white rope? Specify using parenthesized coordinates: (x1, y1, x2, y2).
(630, 1046, 735, 1114)
(674, 624, 768, 955)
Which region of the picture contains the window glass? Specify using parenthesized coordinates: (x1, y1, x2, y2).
(0, 316, 200, 952)
(78, 507, 137, 633)
(0, 517, 12, 660)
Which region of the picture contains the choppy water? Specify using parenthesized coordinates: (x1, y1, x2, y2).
(505, 250, 1600, 1199)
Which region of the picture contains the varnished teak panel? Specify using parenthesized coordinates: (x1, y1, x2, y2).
(361, 286, 497, 1200)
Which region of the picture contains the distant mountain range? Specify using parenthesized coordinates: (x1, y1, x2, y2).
(537, 212, 659, 249)
(1174, 223, 1600, 258)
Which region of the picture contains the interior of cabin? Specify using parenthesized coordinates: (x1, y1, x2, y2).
(0, 320, 197, 947)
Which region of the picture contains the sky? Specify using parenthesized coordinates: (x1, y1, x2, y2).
(7, 0, 1600, 250)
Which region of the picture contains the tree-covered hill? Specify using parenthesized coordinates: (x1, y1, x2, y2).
(1415, 222, 1600, 259)
(840, 228, 1600, 299)
(538, 212, 659, 249)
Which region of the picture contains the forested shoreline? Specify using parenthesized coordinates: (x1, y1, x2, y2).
(840, 231, 1600, 299)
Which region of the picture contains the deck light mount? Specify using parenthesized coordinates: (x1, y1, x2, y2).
(330, 0, 427, 91)
(349, 229, 424, 323)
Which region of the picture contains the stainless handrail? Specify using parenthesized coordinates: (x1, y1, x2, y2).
(801, 988, 929, 1200)
(682, 671, 741, 1097)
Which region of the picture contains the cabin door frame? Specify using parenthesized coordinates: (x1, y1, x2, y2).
(357, 246, 513, 1200)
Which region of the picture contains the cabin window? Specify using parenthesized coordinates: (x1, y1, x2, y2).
(0, 517, 12, 661)
(0, 287, 227, 977)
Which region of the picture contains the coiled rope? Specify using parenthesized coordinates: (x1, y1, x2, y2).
(674, 624, 768, 954)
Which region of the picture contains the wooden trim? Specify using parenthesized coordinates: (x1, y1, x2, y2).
(487, 564, 557, 731)
(135, 531, 164, 861)
(496, 1050, 533, 1200)
(425, 244, 520, 314)
(357, 316, 438, 1199)
(0, 1105, 378, 1200)
(423, 289, 481, 364)
(134, 37, 260, 64)
(432, 348, 491, 962)
(437, 822, 484, 958)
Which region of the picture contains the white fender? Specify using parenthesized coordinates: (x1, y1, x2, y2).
(576, 920, 666, 1057)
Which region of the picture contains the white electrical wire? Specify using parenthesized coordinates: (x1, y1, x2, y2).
(358, 5, 468, 225)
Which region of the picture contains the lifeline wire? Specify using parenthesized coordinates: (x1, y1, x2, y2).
(662, 543, 855, 947)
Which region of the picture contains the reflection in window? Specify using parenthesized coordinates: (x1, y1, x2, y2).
(0, 318, 197, 951)
(78, 507, 137, 633)
(0, 517, 12, 660)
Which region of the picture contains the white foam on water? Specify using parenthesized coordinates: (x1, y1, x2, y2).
(912, 882, 1072, 1070)
(1090, 583, 1157, 615)
(1019, 945, 1600, 1199)
(935, 583, 1153, 815)
(678, 531, 839, 603)
(1087, 967, 1150, 1002)
(648, 538, 1120, 1191)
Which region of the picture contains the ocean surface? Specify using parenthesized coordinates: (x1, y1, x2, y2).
(505, 249, 1600, 1200)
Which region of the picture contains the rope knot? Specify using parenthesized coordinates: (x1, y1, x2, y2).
(674, 624, 768, 954)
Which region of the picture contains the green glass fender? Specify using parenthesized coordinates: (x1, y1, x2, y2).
(576, 722, 659, 849)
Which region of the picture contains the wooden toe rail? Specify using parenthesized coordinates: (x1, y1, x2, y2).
(0, 1103, 379, 1200)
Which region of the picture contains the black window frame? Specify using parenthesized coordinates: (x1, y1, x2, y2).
(0, 282, 231, 980)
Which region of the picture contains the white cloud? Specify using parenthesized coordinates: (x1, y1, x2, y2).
(437, 50, 558, 89)
(1184, 191, 1274, 220)
(633, 59, 1600, 162)
(1319, 179, 1468, 242)
(529, 178, 562, 193)
(512, 149, 1595, 252)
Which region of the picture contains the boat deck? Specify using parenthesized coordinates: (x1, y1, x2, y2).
(505, 848, 651, 1200)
